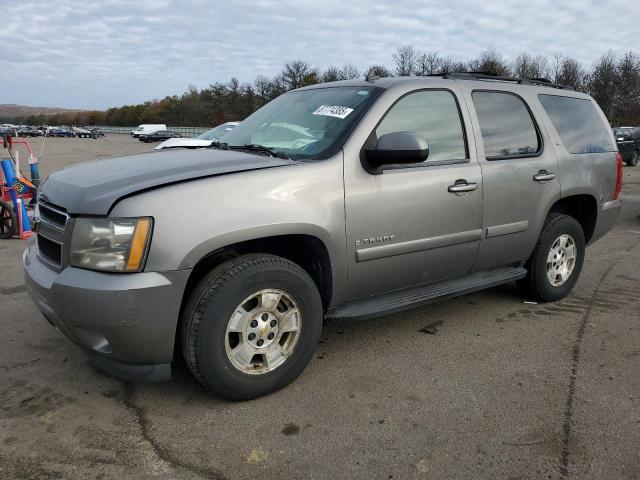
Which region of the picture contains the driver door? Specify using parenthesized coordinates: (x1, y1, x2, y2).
(343, 88, 483, 299)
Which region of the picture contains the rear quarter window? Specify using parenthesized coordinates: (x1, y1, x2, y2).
(538, 95, 614, 154)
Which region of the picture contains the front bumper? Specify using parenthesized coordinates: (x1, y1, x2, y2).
(23, 238, 190, 382)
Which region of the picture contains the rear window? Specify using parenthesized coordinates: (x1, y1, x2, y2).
(538, 95, 614, 154)
(472, 91, 540, 159)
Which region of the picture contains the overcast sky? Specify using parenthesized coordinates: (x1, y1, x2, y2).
(1, 0, 638, 110)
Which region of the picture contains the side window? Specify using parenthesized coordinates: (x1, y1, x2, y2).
(375, 90, 467, 163)
(538, 95, 615, 154)
(472, 91, 540, 159)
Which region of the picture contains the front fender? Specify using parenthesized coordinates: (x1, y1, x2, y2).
(110, 157, 348, 301)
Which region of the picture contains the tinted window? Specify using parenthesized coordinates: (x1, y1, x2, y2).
(538, 95, 614, 154)
(472, 91, 540, 159)
(375, 90, 466, 162)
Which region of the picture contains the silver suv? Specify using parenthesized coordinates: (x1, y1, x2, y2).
(24, 74, 622, 399)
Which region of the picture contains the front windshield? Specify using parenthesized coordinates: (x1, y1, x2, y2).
(222, 86, 383, 160)
(197, 123, 236, 141)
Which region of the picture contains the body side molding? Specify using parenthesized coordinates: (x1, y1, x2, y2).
(485, 220, 529, 238)
(355, 229, 483, 263)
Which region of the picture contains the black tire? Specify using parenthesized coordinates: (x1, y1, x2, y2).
(627, 150, 639, 167)
(0, 200, 16, 239)
(518, 213, 585, 302)
(181, 254, 323, 400)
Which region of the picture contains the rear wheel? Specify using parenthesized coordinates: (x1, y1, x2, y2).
(0, 200, 16, 239)
(518, 214, 585, 302)
(181, 254, 323, 400)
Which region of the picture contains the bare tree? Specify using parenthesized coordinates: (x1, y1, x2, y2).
(467, 48, 511, 76)
(365, 64, 393, 79)
(281, 60, 318, 90)
(439, 57, 467, 75)
(253, 75, 273, 105)
(320, 64, 361, 83)
(512, 51, 549, 79)
(587, 51, 618, 120)
(340, 64, 360, 80)
(321, 66, 342, 83)
(551, 55, 585, 90)
(614, 52, 640, 125)
(415, 51, 440, 76)
(393, 45, 418, 76)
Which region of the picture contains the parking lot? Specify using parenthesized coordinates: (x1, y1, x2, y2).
(1, 135, 639, 479)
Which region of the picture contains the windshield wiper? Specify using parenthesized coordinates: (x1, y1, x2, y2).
(228, 144, 290, 160)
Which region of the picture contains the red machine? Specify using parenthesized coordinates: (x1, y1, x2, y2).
(1, 135, 38, 239)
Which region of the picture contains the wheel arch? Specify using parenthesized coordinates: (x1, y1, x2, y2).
(180, 232, 335, 315)
(547, 194, 598, 243)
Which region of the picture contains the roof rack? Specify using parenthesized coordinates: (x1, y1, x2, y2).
(435, 72, 574, 91)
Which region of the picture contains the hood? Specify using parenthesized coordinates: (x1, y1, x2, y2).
(154, 138, 212, 150)
(40, 148, 294, 215)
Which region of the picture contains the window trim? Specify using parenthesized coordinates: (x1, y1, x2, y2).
(471, 89, 544, 161)
(361, 88, 471, 173)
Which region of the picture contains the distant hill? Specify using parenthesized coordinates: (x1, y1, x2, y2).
(0, 104, 87, 122)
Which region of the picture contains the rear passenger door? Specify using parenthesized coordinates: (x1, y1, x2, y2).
(464, 88, 560, 271)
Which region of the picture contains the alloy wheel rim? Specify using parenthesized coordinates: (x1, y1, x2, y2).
(546, 234, 577, 287)
(224, 288, 302, 375)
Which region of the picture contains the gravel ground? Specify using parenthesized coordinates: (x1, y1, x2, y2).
(1, 135, 639, 480)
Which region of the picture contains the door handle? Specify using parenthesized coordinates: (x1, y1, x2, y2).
(533, 170, 556, 182)
(448, 180, 478, 193)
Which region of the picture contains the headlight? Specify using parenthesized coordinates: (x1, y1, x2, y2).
(70, 217, 152, 272)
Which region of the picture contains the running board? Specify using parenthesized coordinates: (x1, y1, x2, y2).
(326, 266, 527, 321)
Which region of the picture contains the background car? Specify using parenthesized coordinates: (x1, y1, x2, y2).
(72, 126, 93, 138)
(89, 127, 105, 138)
(613, 127, 640, 166)
(155, 121, 239, 150)
(139, 130, 181, 143)
(0, 126, 17, 137)
(48, 127, 75, 137)
(16, 126, 43, 137)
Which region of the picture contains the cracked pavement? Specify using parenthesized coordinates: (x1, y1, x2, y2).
(1, 136, 639, 479)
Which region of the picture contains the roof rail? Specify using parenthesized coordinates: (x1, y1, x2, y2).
(437, 71, 574, 91)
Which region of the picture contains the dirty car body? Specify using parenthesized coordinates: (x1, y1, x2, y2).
(24, 76, 621, 397)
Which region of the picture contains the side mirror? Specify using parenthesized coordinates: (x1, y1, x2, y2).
(364, 132, 429, 171)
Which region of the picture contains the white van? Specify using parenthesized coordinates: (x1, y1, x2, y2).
(130, 124, 167, 138)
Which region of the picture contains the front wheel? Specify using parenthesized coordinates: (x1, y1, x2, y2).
(181, 254, 323, 400)
(518, 214, 585, 302)
(627, 150, 639, 167)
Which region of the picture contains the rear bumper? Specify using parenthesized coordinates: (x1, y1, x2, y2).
(23, 239, 190, 381)
(590, 199, 622, 245)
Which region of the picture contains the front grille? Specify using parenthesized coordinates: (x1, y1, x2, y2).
(37, 234, 62, 266)
(36, 199, 72, 270)
(37, 200, 68, 231)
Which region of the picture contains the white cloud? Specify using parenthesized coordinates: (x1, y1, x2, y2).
(0, 0, 638, 109)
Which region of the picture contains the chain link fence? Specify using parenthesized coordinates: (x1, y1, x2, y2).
(95, 126, 210, 138)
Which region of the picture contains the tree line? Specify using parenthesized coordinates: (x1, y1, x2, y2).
(9, 47, 640, 128)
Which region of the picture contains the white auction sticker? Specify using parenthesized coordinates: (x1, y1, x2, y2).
(312, 105, 354, 119)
